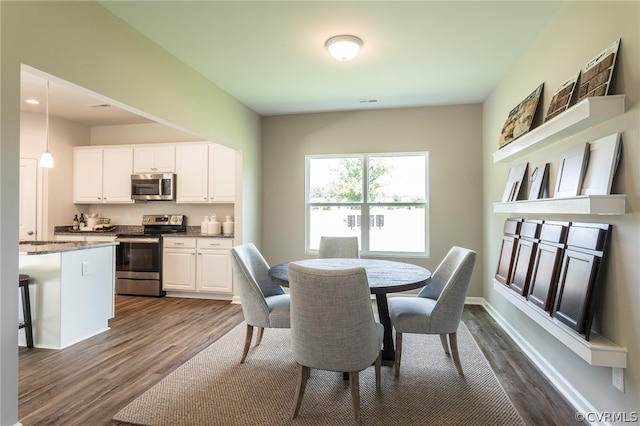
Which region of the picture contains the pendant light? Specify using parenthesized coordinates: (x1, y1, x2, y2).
(39, 80, 54, 168)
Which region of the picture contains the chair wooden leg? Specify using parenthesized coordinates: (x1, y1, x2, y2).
(394, 332, 402, 377)
(292, 364, 310, 419)
(349, 371, 361, 426)
(255, 327, 264, 346)
(374, 351, 381, 388)
(439, 334, 450, 354)
(449, 332, 464, 375)
(240, 324, 254, 363)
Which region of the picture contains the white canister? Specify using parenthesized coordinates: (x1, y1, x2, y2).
(223, 221, 234, 235)
(86, 217, 98, 230)
(200, 216, 209, 234)
(208, 219, 221, 235)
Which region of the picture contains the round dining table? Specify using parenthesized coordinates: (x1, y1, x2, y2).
(268, 258, 432, 361)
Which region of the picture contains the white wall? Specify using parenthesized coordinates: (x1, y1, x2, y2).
(261, 104, 485, 296)
(483, 1, 639, 419)
(1, 2, 261, 424)
(21, 112, 91, 240)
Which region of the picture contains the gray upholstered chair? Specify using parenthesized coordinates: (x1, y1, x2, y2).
(230, 243, 290, 363)
(318, 236, 360, 258)
(387, 246, 476, 376)
(288, 263, 383, 425)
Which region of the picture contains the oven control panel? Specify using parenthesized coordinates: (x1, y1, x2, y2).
(142, 214, 185, 226)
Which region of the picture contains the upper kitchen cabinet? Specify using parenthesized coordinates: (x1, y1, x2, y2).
(209, 144, 235, 202)
(175, 143, 235, 203)
(133, 145, 175, 173)
(73, 147, 134, 204)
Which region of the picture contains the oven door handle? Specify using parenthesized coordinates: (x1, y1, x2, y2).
(115, 238, 160, 244)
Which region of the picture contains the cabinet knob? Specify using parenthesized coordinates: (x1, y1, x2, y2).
(27, 231, 34, 236)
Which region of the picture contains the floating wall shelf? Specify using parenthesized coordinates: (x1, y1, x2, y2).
(493, 95, 626, 163)
(493, 194, 626, 215)
(494, 280, 627, 368)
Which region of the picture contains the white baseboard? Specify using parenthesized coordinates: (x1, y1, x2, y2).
(481, 299, 605, 425)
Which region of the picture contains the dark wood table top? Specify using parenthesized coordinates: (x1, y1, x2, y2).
(268, 258, 431, 294)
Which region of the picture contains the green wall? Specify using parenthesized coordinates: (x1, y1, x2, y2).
(0, 2, 260, 424)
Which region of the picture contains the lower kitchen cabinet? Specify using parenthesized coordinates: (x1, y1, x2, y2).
(162, 238, 197, 291)
(162, 237, 233, 296)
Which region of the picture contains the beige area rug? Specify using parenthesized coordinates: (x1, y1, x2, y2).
(114, 322, 525, 426)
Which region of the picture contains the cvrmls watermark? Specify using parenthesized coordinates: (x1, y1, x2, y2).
(575, 411, 638, 423)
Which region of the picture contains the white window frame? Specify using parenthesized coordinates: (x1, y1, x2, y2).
(305, 152, 429, 258)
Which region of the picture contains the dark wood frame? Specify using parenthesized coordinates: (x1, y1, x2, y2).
(527, 221, 569, 312)
(552, 223, 611, 340)
(508, 220, 542, 296)
(495, 218, 522, 285)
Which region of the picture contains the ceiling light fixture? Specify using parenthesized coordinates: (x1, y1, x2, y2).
(39, 80, 54, 169)
(325, 35, 363, 61)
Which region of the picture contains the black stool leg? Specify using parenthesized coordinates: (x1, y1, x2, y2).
(19, 276, 34, 348)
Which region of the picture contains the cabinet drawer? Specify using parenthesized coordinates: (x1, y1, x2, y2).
(163, 238, 197, 249)
(197, 238, 233, 249)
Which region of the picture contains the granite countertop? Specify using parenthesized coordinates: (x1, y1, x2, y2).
(19, 241, 119, 255)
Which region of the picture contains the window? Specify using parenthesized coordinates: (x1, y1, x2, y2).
(306, 152, 429, 256)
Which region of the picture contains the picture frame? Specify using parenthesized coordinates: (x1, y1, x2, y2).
(498, 83, 544, 147)
(528, 162, 549, 200)
(554, 143, 590, 198)
(501, 162, 528, 202)
(581, 133, 622, 195)
(577, 38, 620, 102)
(545, 71, 580, 122)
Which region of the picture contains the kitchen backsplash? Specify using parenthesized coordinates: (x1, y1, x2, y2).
(82, 203, 235, 228)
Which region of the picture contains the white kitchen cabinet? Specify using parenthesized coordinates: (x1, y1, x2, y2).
(175, 143, 236, 203)
(162, 237, 233, 296)
(162, 238, 197, 291)
(133, 145, 175, 173)
(209, 144, 235, 203)
(175, 144, 209, 203)
(196, 238, 233, 293)
(73, 147, 133, 204)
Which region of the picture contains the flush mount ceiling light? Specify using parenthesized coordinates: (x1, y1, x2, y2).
(325, 35, 363, 61)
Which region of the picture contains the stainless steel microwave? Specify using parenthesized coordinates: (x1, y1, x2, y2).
(131, 173, 176, 201)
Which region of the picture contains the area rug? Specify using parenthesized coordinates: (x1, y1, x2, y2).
(114, 322, 525, 425)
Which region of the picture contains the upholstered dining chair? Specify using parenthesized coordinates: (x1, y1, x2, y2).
(318, 236, 360, 258)
(387, 246, 476, 376)
(230, 243, 290, 363)
(288, 263, 383, 426)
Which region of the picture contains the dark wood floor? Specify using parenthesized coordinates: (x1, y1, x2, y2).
(18, 297, 579, 425)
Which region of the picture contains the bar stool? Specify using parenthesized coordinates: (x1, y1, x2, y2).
(19, 274, 34, 348)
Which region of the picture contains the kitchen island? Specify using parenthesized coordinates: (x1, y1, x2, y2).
(19, 241, 118, 349)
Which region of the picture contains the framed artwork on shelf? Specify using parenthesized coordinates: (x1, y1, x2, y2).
(545, 71, 580, 122)
(581, 133, 622, 195)
(528, 162, 549, 200)
(554, 143, 590, 198)
(498, 83, 544, 148)
(501, 162, 529, 202)
(577, 38, 620, 102)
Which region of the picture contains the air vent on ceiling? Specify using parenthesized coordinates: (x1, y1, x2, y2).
(88, 103, 112, 108)
(359, 99, 378, 104)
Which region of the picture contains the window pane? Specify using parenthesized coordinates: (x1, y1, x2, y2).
(368, 155, 425, 203)
(309, 205, 361, 250)
(309, 157, 363, 203)
(369, 206, 425, 252)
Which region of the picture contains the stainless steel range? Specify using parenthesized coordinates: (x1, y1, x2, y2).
(115, 214, 186, 296)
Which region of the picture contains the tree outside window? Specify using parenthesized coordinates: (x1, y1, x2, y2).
(306, 153, 429, 256)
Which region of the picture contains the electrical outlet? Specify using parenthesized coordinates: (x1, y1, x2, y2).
(612, 367, 624, 392)
(82, 261, 90, 276)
